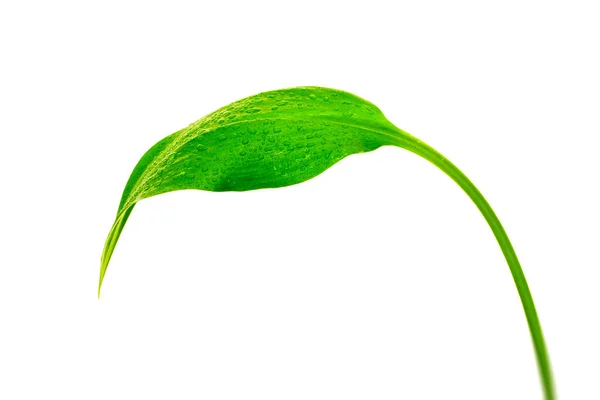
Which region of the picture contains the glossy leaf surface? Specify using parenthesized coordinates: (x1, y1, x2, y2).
(101, 87, 407, 290)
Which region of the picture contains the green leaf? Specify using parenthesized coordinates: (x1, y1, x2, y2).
(100, 87, 403, 291)
(99, 86, 554, 399)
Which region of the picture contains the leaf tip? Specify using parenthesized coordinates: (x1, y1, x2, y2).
(97, 206, 135, 298)
(97, 275, 103, 299)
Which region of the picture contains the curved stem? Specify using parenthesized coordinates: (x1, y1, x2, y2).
(393, 131, 555, 399)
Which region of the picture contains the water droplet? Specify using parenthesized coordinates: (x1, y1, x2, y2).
(309, 94, 317, 100)
(271, 106, 278, 111)
(218, 134, 227, 141)
(239, 150, 247, 156)
(218, 119, 225, 124)
(242, 138, 249, 145)
(273, 127, 282, 133)
(277, 101, 288, 106)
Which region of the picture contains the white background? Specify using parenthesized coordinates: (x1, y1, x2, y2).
(1, 1, 598, 398)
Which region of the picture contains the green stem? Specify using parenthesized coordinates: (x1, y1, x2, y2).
(393, 131, 555, 399)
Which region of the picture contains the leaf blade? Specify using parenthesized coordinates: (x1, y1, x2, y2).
(100, 87, 406, 292)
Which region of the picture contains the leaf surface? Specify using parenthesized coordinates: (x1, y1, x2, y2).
(100, 87, 408, 291)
